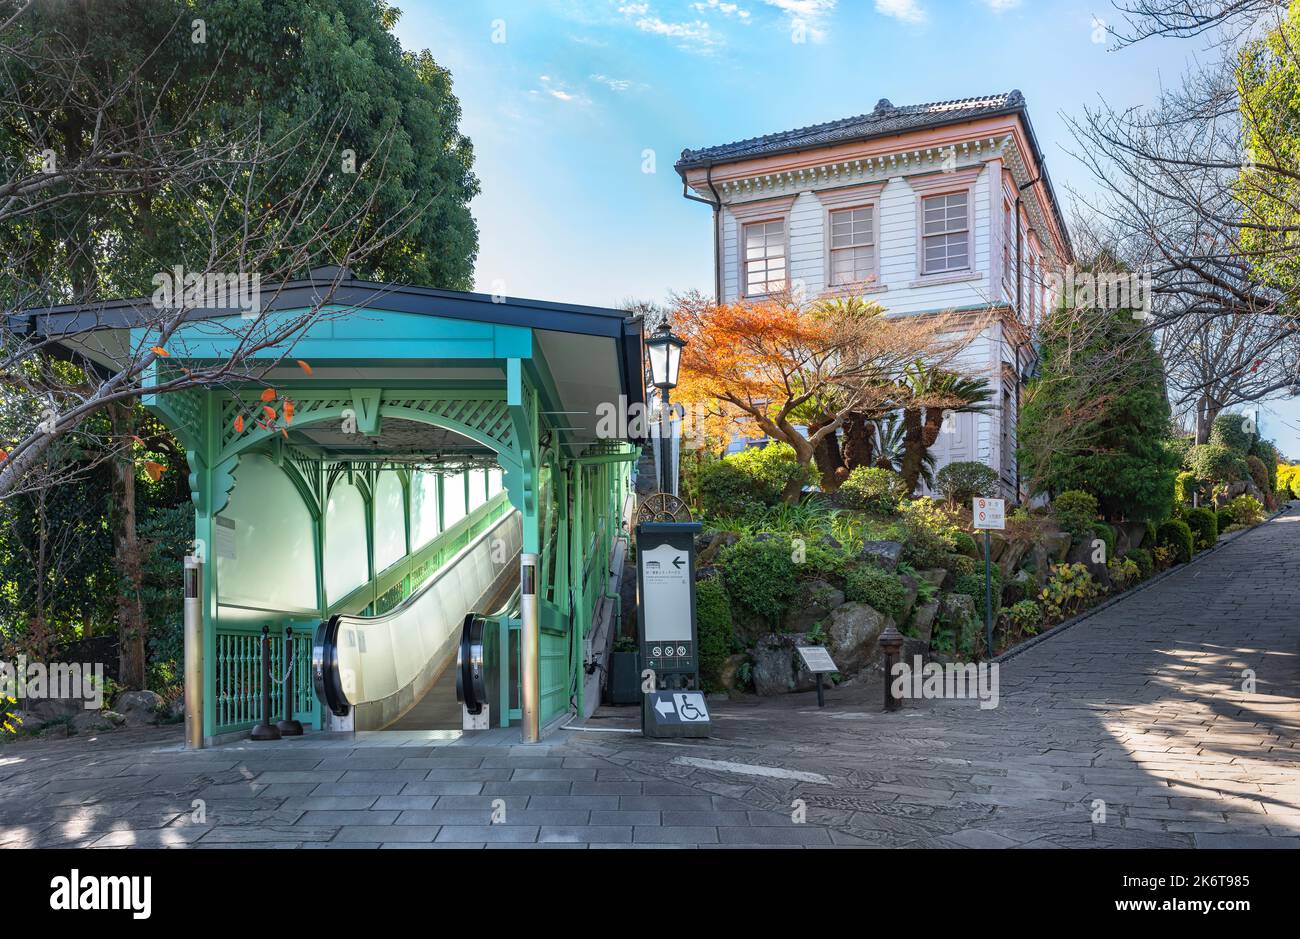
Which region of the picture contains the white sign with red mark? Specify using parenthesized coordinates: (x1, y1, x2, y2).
(973, 497, 1006, 530)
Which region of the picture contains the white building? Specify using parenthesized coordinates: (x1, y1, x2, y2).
(675, 92, 1073, 498)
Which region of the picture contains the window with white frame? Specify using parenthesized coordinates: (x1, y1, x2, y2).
(921, 191, 970, 274)
(744, 219, 786, 296)
(1002, 201, 1014, 296)
(829, 206, 875, 285)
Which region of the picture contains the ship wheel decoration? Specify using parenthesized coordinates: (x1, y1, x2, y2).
(637, 492, 692, 524)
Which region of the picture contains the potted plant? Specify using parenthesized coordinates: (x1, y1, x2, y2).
(608, 635, 641, 706)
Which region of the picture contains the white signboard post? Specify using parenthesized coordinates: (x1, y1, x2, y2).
(971, 497, 1006, 656)
(796, 645, 838, 708)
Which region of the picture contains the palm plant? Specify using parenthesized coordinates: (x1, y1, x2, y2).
(897, 360, 993, 495)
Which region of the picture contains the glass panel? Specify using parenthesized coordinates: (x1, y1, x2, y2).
(372, 472, 406, 572)
(468, 468, 488, 512)
(409, 470, 441, 549)
(324, 478, 368, 604)
(443, 471, 467, 528)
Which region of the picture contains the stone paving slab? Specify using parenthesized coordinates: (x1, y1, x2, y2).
(2, 509, 1299, 848)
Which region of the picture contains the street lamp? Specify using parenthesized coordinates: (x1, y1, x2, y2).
(645, 321, 685, 495)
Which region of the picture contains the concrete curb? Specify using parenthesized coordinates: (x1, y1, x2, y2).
(991, 501, 1294, 665)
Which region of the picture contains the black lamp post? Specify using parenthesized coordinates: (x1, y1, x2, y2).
(645, 321, 685, 496)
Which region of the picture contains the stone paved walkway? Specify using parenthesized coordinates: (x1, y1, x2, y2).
(2, 509, 1297, 848)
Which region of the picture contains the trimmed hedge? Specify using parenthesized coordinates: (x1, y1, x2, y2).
(953, 531, 980, 559)
(1052, 490, 1099, 538)
(844, 565, 907, 620)
(1156, 519, 1194, 564)
(1123, 547, 1154, 579)
(935, 461, 1000, 504)
(1093, 521, 1116, 562)
(837, 466, 907, 514)
(1215, 508, 1234, 535)
(1184, 507, 1218, 551)
(696, 577, 734, 692)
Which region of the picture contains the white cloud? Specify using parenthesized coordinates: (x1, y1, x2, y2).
(533, 75, 591, 106)
(982, 0, 1021, 10)
(874, 0, 926, 24)
(618, 4, 720, 51)
(692, 0, 752, 18)
(590, 73, 635, 92)
(760, 0, 835, 40)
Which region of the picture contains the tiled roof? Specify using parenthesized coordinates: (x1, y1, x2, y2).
(675, 91, 1026, 168)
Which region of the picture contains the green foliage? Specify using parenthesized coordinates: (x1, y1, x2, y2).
(844, 565, 907, 620)
(955, 567, 1002, 622)
(695, 577, 734, 693)
(697, 444, 809, 515)
(1209, 413, 1258, 454)
(946, 553, 978, 577)
(836, 466, 907, 514)
(953, 531, 979, 559)
(1003, 599, 1042, 636)
(1186, 444, 1248, 487)
(1215, 508, 1235, 535)
(1174, 470, 1201, 504)
(718, 534, 844, 623)
(934, 461, 1001, 505)
(139, 503, 195, 689)
(1051, 490, 1099, 538)
(1123, 547, 1153, 579)
(896, 499, 961, 568)
(1156, 519, 1194, 564)
(1039, 563, 1098, 620)
(1093, 521, 1116, 561)
(1251, 439, 1279, 490)
(1183, 507, 1218, 552)
(1224, 494, 1264, 526)
(1019, 303, 1179, 523)
(1246, 455, 1271, 497)
(1106, 555, 1140, 590)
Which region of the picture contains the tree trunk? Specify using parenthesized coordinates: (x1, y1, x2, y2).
(109, 403, 147, 690)
(840, 412, 876, 472)
(900, 407, 926, 495)
(809, 420, 847, 492)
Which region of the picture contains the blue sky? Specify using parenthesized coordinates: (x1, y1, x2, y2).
(392, 0, 1300, 458)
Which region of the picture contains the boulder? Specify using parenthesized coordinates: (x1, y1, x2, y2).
(939, 593, 975, 626)
(40, 722, 69, 739)
(1066, 532, 1111, 587)
(752, 634, 804, 696)
(986, 533, 1008, 562)
(17, 695, 83, 728)
(817, 535, 843, 552)
(780, 578, 845, 634)
(857, 541, 904, 571)
(1041, 531, 1072, 563)
(1119, 522, 1149, 551)
(916, 568, 951, 590)
(909, 599, 940, 644)
(996, 539, 1029, 580)
(826, 602, 892, 675)
(114, 690, 164, 727)
(897, 574, 919, 621)
(718, 654, 749, 693)
(697, 531, 740, 566)
(71, 710, 119, 735)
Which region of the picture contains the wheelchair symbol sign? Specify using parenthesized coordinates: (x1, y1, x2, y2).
(673, 693, 709, 723)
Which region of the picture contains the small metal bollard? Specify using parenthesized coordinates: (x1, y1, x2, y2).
(879, 624, 904, 712)
(276, 627, 303, 737)
(251, 625, 282, 741)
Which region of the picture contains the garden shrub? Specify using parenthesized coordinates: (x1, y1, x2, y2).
(1209, 412, 1256, 453)
(695, 577, 734, 692)
(836, 466, 907, 514)
(718, 534, 845, 624)
(140, 502, 194, 690)
(1003, 599, 1042, 636)
(1183, 507, 1218, 551)
(1039, 563, 1098, 620)
(1051, 489, 1099, 538)
(1215, 508, 1234, 534)
(953, 531, 979, 559)
(897, 498, 960, 568)
(935, 461, 1000, 505)
(946, 553, 978, 577)
(1156, 519, 1194, 564)
(695, 459, 759, 518)
(955, 566, 1002, 622)
(1246, 455, 1271, 497)
(1250, 439, 1279, 489)
(1093, 521, 1116, 562)
(728, 442, 810, 500)
(1224, 494, 1264, 526)
(1174, 470, 1200, 504)
(1186, 444, 1248, 487)
(1106, 555, 1140, 590)
(844, 565, 907, 620)
(1144, 521, 1158, 550)
(1122, 547, 1153, 579)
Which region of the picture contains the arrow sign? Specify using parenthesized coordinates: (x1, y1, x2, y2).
(655, 697, 676, 717)
(672, 555, 684, 569)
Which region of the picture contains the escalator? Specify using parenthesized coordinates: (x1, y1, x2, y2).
(313, 510, 522, 731)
